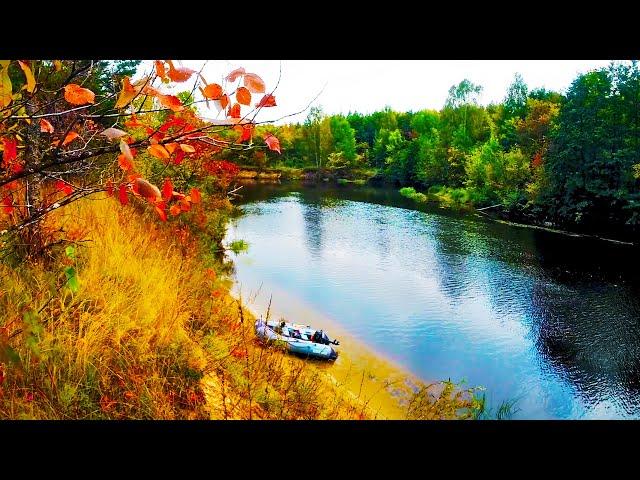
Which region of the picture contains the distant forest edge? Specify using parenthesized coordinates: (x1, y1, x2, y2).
(241, 62, 640, 240)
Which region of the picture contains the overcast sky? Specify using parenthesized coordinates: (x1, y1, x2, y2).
(146, 60, 618, 124)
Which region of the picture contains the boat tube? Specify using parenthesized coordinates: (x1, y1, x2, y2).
(254, 318, 339, 361)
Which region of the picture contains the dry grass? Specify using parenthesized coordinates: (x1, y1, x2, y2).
(1, 193, 483, 420)
(0, 194, 393, 419)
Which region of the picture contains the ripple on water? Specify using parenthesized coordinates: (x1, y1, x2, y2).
(227, 184, 640, 419)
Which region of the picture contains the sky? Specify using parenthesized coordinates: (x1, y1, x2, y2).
(144, 60, 618, 124)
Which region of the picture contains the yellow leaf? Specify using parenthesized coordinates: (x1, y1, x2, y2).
(18, 61, 36, 93)
(179, 144, 195, 153)
(0, 64, 12, 108)
(54, 60, 62, 71)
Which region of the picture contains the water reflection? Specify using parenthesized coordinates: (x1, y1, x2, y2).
(229, 182, 640, 418)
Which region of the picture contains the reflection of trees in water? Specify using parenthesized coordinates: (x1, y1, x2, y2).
(529, 276, 640, 416)
(293, 200, 322, 260)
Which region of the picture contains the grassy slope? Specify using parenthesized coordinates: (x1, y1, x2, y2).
(0, 194, 480, 419)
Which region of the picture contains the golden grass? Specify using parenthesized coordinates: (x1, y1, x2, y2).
(0, 194, 481, 420)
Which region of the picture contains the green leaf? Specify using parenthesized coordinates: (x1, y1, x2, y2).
(0, 344, 20, 364)
(64, 266, 79, 293)
(65, 245, 76, 259)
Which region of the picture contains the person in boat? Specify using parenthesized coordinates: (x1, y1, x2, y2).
(311, 329, 340, 345)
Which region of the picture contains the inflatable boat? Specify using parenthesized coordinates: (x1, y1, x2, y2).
(254, 318, 339, 361)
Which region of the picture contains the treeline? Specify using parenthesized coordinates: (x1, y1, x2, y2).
(243, 62, 640, 236)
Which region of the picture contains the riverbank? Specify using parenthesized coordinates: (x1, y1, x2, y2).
(0, 194, 480, 419)
(237, 165, 377, 184)
(398, 186, 638, 247)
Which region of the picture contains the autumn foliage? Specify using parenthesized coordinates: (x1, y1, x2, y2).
(0, 60, 281, 253)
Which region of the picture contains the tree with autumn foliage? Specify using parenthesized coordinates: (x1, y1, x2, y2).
(0, 60, 282, 258)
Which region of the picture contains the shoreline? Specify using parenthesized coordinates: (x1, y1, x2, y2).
(228, 282, 424, 419)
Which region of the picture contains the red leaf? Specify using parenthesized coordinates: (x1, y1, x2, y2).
(2, 138, 17, 166)
(228, 103, 241, 119)
(236, 87, 251, 106)
(106, 180, 114, 197)
(118, 184, 129, 205)
(264, 134, 281, 154)
(243, 73, 265, 94)
(63, 84, 95, 105)
(1, 195, 14, 215)
(162, 178, 173, 201)
(255, 94, 277, 108)
(190, 188, 201, 204)
(226, 67, 246, 82)
(203, 83, 223, 100)
(55, 180, 73, 196)
(239, 124, 253, 143)
(174, 149, 185, 165)
(40, 119, 54, 133)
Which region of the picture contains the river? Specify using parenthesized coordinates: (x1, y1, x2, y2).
(223, 182, 640, 419)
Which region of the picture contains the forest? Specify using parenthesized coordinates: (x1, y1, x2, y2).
(241, 63, 640, 238)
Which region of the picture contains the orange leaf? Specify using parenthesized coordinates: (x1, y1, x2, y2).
(264, 134, 281, 154)
(169, 204, 181, 216)
(255, 94, 277, 108)
(166, 60, 195, 82)
(243, 73, 265, 94)
(190, 188, 201, 204)
(158, 94, 184, 112)
(179, 198, 191, 212)
(134, 178, 161, 201)
(179, 144, 195, 153)
(118, 184, 128, 205)
(161, 178, 173, 200)
(226, 67, 246, 82)
(64, 83, 95, 105)
(236, 87, 251, 106)
(39, 119, 54, 133)
(165, 142, 178, 154)
(228, 103, 241, 119)
(203, 83, 223, 100)
(124, 114, 145, 128)
(147, 144, 170, 160)
(62, 131, 79, 146)
(54, 60, 62, 72)
(118, 153, 133, 171)
(18, 61, 36, 93)
(155, 60, 167, 81)
(221, 95, 230, 110)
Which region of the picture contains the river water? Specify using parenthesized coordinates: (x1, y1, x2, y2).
(224, 182, 640, 419)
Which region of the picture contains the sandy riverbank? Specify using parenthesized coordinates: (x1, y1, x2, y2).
(229, 282, 425, 419)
